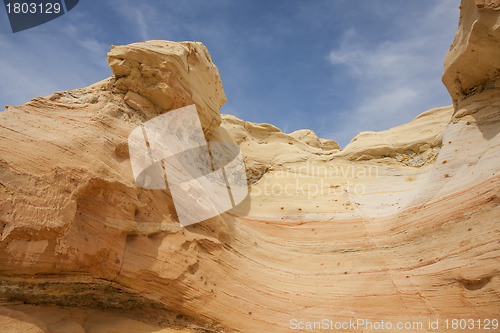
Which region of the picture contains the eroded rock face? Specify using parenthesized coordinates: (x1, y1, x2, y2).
(108, 40, 226, 134)
(0, 2, 499, 332)
(442, 0, 500, 108)
(0, 41, 234, 332)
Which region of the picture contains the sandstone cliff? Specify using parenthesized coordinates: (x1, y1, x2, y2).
(0, 1, 499, 332)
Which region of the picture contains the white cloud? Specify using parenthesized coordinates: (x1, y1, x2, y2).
(131, 9, 149, 41)
(110, 1, 157, 41)
(326, 0, 459, 147)
(0, 10, 111, 107)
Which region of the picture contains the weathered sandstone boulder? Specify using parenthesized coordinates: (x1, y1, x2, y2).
(108, 40, 226, 134)
(0, 1, 498, 332)
(443, 0, 500, 108)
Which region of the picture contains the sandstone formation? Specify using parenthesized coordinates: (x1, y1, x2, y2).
(0, 0, 499, 332)
(443, 0, 500, 107)
(108, 40, 226, 134)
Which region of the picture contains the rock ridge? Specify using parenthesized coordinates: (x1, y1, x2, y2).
(0, 1, 498, 332)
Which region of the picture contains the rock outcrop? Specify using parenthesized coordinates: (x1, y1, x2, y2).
(108, 40, 226, 134)
(443, 0, 500, 108)
(0, 1, 499, 332)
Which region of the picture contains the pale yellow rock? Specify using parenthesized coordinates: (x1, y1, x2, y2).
(319, 137, 341, 150)
(443, 0, 500, 107)
(0, 307, 48, 333)
(0, 2, 499, 332)
(108, 40, 227, 134)
(289, 129, 322, 148)
(340, 106, 453, 161)
(212, 114, 341, 184)
(0, 305, 193, 333)
(216, 106, 453, 219)
(48, 320, 85, 333)
(123, 90, 155, 114)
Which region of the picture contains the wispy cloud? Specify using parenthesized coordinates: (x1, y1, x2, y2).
(0, 10, 112, 107)
(108, 0, 160, 42)
(79, 37, 109, 59)
(0, 0, 460, 146)
(0, 37, 60, 106)
(122, 8, 150, 41)
(325, 0, 459, 147)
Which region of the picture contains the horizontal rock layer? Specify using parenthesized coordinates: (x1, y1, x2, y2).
(0, 1, 499, 332)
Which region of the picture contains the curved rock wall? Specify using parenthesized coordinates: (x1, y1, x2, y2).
(0, 1, 498, 332)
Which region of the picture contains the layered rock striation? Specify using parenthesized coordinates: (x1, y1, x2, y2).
(0, 1, 499, 332)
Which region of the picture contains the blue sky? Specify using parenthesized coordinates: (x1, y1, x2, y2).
(0, 0, 460, 147)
